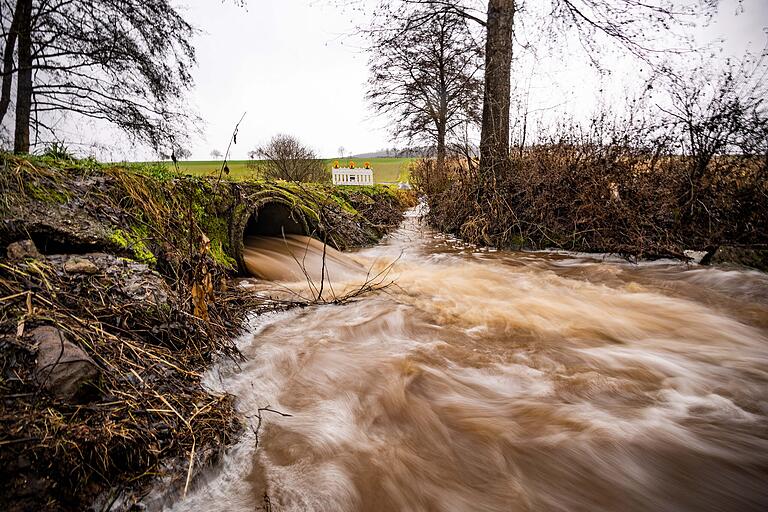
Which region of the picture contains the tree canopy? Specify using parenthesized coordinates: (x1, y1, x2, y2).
(361, 0, 723, 182)
(367, 9, 483, 168)
(0, 0, 198, 153)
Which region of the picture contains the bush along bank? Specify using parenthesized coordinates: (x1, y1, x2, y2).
(0, 153, 412, 511)
(412, 142, 767, 270)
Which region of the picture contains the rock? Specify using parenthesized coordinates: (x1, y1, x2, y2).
(122, 269, 169, 305)
(118, 259, 170, 306)
(63, 255, 99, 274)
(705, 245, 768, 272)
(6, 239, 42, 260)
(1, 200, 114, 255)
(47, 252, 172, 307)
(683, 250, 708, 264)
(31, 326, 100, 401)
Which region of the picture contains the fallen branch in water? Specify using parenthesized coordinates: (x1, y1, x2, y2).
(252, 405, 293, 449)
(261, 222, 402, 305)
(242, 175, 406, 306)
(248, 246, 402, 308)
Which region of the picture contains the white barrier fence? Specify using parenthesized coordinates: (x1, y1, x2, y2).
(332, 168, 374, 186)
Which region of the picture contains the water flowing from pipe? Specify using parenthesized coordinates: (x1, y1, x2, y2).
(170, 210, 768, 512)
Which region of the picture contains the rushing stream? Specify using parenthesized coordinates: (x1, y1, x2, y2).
(169, 209, 768, 512)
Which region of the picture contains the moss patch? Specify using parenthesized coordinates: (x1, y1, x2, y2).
(25, 182, 70, 204)
(210, 239, 237, 270)
(109, 226, 157, 265)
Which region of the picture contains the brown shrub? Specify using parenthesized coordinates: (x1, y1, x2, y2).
(426, 143, 767, 258)
(409, 157, 471, 197)
(253, 134, 329, 183)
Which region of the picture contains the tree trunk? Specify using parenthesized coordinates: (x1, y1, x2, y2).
(436, 22, 448, 174)
(13, 0, 32, 154)
(0, 0, 22, 125)
(436, 122, 446, 171)
(478, 0, 514, 184)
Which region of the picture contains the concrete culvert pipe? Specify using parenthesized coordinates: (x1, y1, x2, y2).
(238, 199, 368, 282)
(245, 202, 308, 237)
(235, 200, 317, 274)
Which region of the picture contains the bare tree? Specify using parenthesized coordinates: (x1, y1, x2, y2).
(257, 134, 328, 183)
(361, 0, 722, 184)
(0, 0, 197, 154)
(175, 147, 192, 160)
(210, 149, 223, 159)
(658, 50, 768, 219)
(338, 146, 346, 158)
(367, 8, 483, 171)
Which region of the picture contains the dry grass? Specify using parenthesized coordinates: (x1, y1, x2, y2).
(422, 146, 767, 258)
(0, 253, 262, 510)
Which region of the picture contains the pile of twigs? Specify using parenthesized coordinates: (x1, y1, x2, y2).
(0, 254, 249, 511)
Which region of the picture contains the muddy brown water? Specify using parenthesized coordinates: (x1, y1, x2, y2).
(169, 209, 768, 512)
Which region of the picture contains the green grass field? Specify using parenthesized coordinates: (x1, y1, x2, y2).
(152, 157, 414, 183)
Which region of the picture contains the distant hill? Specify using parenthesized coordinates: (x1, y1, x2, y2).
(348, 147, 430, 159)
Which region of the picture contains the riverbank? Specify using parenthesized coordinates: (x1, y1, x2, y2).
(0, 153, 413, 511)
(413, 151, 768, 271)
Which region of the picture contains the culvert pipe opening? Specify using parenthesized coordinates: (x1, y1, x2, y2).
(241, 202, 364, 283)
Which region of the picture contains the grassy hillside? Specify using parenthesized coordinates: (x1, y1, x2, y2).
(142, 157, 414, 183)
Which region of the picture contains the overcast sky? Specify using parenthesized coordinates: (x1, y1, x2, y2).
(76, 0, 768, 161)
